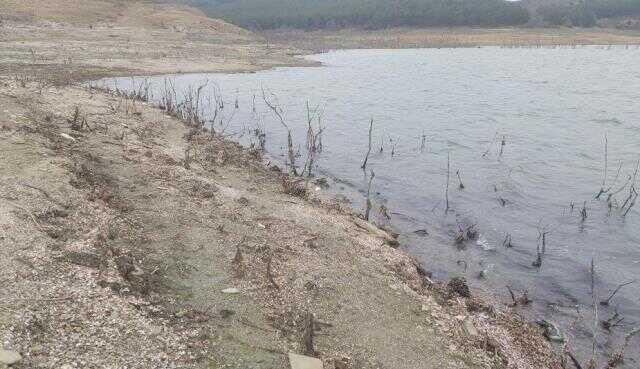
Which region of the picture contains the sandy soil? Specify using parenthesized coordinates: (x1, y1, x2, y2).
(0, 2, 567, 368)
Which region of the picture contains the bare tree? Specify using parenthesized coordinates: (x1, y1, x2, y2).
(261, 87, 298, 175)
(361, 118, 374, 170)
(445, 151, 451, 214)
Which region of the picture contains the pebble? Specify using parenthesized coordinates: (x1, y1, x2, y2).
(59, 133, 76, 141)
(0, 350, 22, 365)
(149, 325, 163, 336)
(222, 287, 240, 294)
(288, 353, 323, 369)
(463, 318, 479, 337)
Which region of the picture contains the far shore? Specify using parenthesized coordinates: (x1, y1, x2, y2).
(264, 27, 640, 53)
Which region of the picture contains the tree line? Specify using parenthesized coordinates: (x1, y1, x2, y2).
(536, 0, 640, 27)
(179, 0, 640, 29)
(183, 0, 530, 29)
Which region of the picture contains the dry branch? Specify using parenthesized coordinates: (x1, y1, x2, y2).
(361, 118, 373, 170)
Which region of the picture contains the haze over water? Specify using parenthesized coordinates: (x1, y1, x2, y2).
(103, 46, 640, 366)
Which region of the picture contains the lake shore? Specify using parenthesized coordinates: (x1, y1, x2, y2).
(0, 5, 572, 368)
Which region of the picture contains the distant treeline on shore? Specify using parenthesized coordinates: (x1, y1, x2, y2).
(177, 0, 640, 29)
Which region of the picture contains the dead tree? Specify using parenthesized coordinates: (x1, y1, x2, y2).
(456, 170, 465, 190)
(364, 170, 375, 221)
(361, 118, 373, 170)
(588, 258, 598, 369)
(445, 151, 451, 214)
(533, 223, 549, 268)
(262, 88, 298, 175)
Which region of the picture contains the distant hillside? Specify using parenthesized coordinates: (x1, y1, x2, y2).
(0, 0, 247, 34)
(180, 0, 531, 29)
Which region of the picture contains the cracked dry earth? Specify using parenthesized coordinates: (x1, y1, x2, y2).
(0, 77, 562, 369)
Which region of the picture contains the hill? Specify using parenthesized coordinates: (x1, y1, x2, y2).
(0, 0, 305, 82)
(1, 0, 246, 34)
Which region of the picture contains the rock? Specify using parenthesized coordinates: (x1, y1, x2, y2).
(447, 277, 471, 298)
(222, 287, 240, 294)
(536, 319, 564, 343)
(313, 178, 329, 189)
(351, 217, 395, 243)
(463, 317, 479, 337)
(220, 309, 235, 319)
(149, 325, 163, 336)
(60, 133, 76, 141)
(333, 356, 351, 369)
(0, 350, 22, 365)
(288, 353, 323, 369)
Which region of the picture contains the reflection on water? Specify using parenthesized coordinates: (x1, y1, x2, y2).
(98, 46, 640, 367)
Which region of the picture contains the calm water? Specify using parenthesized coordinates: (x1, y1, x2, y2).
(98, 47, 640, 366)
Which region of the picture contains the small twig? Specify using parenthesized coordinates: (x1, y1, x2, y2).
(481, 132, 497, 158)
(600, 280, 636, 306)
(302, 312, 316, 357)
(456, 170, 465, 190)
(265, 254, 280, 290)
(361, 118, 373, 170)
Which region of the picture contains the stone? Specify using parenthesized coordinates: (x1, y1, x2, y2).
(289, 353, 323, 369)
(149, 325, 163, 336)
(0, 350, 22, 365)
(333, 356, 351, 369)
(463, 318, 479, 337)
(59, 133, 76, 141)
(222, 287, 240, 294)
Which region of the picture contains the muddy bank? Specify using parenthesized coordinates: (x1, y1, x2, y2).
(0, 6, 565, 369)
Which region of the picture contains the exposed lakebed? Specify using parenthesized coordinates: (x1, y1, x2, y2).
(97, 46, 640, 366)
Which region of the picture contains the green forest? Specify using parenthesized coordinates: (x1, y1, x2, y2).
(180, 0, 640, 29)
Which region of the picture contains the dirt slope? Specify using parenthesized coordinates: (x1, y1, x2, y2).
(0, 0, 306, 83)
(2, 0, 242, 32)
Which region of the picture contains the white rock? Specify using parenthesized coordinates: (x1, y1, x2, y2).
(60, 133, 76, 141)
(463, 318, 479, 337)
(149, 325, 163, 336)
(0, 350, 22, 365)
(288, 353, 323, 369)
(222, 287, 240, 294)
